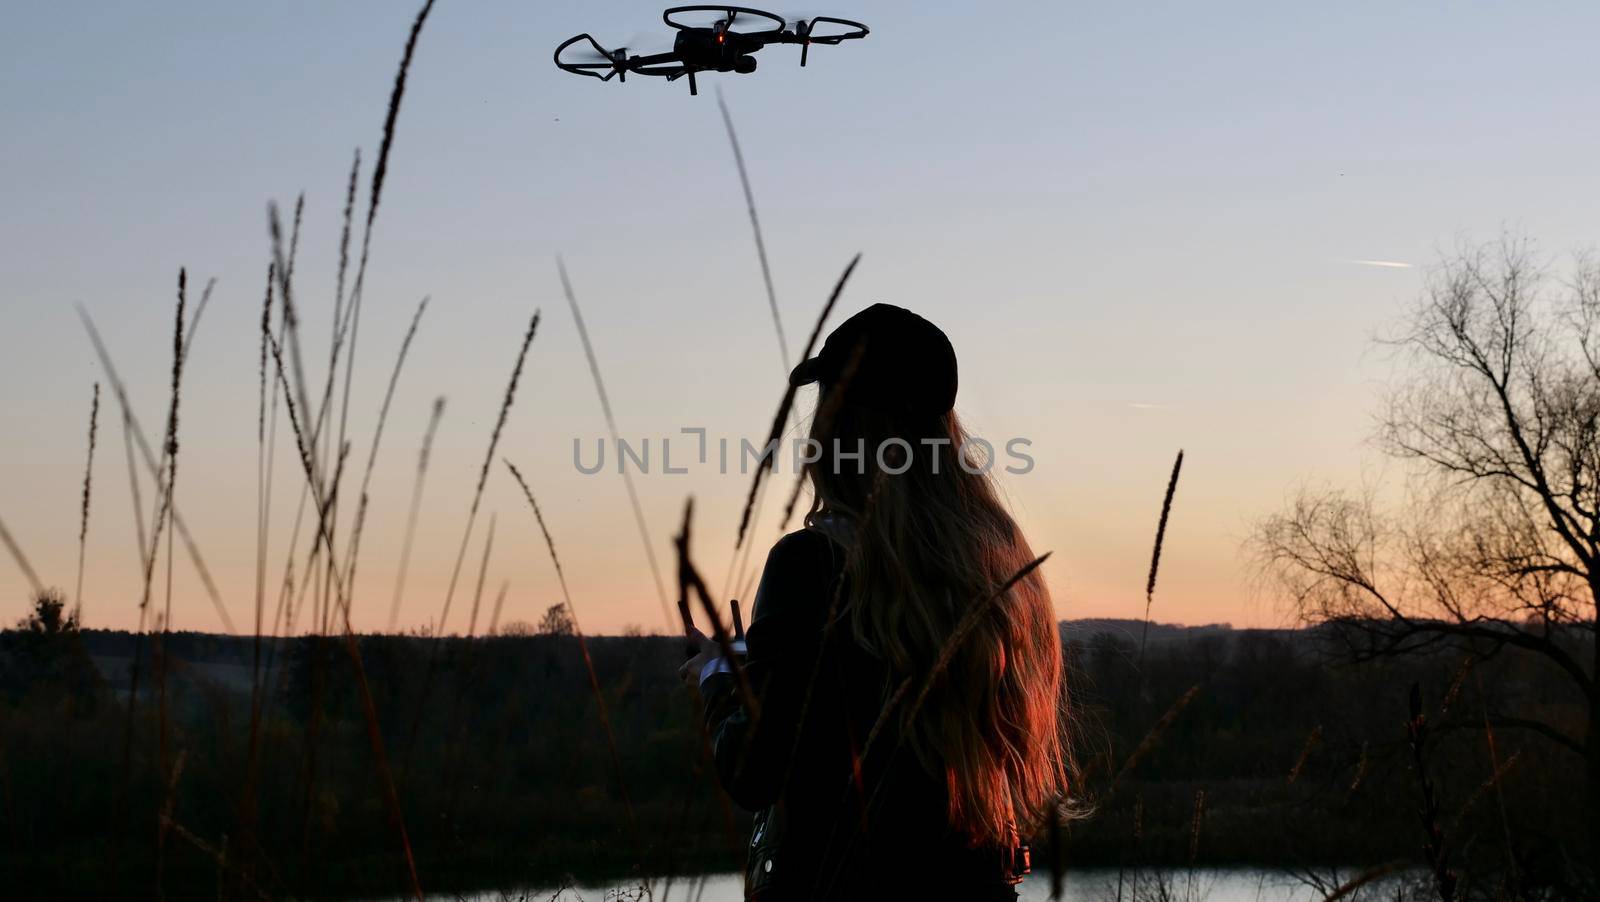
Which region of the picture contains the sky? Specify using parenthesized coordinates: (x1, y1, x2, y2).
(4, 1, 1600, 636)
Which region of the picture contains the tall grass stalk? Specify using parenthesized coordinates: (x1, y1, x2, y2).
(1406, 682, 1457, 902)
(1286, 724, 1322, 785)
(268, 328, 423, 900)
(154, 268, 190, 803)
(0, 514, 44, 596)
(675, 498, 760, 718)
(333, 0, 436, 543)
(1112, 684, 1201, 790)
(465, 513, 496, 639)
(76, 306, 236, 631)
(715, 87, 788, 371)
(1139, 449, 1183, 667)
(256, 263, 275, 641)
(506, 459, 638, 824)
(1322, 862, 1406, 901)
(777, 336, 867, 534)
(733, 254, 859, 551)
(860, 553, 1053, 766)
(398, 308, 539, 782)
(815, 550, 1053, 898)
(269, 198, 318, 480)
(160, 271, 188, 629)
(435, 309, 539, 634)
(333, 149, 359, 342)
(181, 277, 217, 367)
(138, 267, 185, 621)
(558, 257, 672, 628)
(120, 410, 151, 568)
(243, 262, 276, 889)
(389, 396, 445, 630)
(74, 383, 101, 618)
(341, 295, 430, 602)
(485, 579, 510, 637)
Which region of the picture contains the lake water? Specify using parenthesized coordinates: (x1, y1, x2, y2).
(434, 867, 1410, 901)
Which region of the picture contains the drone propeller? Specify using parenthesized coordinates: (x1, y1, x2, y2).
(788, 14, 867, 65)
(555, 34, 629, 82)
(664, 6, 786, 33)
(555, 33, 672, 83)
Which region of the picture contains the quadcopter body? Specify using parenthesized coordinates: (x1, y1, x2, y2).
(555, 6, 868, 95)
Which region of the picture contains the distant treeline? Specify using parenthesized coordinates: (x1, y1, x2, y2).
(1, 616, 1590, 898)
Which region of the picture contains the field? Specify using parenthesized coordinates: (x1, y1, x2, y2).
(4, 3, 1598, 900)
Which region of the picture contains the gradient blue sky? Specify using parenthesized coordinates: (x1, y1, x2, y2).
(5, 1, 1600, 634)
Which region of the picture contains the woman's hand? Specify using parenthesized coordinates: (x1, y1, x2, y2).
(676, 625, 721, 688)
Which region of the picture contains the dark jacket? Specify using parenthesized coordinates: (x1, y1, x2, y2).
(699, 526, 1023, 900)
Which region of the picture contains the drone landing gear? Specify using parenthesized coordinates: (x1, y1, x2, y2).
(667, 68, 701, 95)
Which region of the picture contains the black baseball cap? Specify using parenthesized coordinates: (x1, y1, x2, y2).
(788, 303, 958, 416)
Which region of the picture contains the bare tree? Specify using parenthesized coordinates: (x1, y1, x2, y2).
(536, 603, 576, 637)
(1256, 236, 1598, 855)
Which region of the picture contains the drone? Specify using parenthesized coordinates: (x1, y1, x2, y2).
(555, 6, 868, 96)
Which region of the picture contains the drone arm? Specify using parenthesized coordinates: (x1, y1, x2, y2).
(630, 51, 682, 68)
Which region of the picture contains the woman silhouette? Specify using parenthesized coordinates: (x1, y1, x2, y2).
(681, 304, 1072, 900)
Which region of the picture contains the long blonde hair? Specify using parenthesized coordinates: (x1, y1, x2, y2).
(805, 397, 1071, 846)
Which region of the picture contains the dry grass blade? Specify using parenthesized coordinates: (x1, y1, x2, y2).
(505, 458, 638, 823)
(400, 307, 538, 786)
(121, 411, 151, 568)
(323, 1, 433, 636)
(815, 550, 1052, 899)
(676, 497, 761, 719)
(1321, 861, 1406, 901)
(0, 514, 44, 596)
(269, 201, 318, 471)
(138, 269, 188, 623)
(333, 0, 434, 374)
(389, 396, 445, 630)
(485, 579, 510, 637)
(364, 0, 434, 255)
(254, 262, 275, 677)
(558, 257, 672, 627)
(181, 277, 218, 367)
(76, 306, 235, 631)
(1287, 724, 1322, 785)
(436, 309, 539, 634)
(465, 513, 496, 638)
(1112, 684, 1201, 790)
(74, 382, 100, 616)
(1450, 748, 1522, 834)
(267, 328, 423, 900)
(334, 149, 359, 334)
(734, 253, 860, 550)
(862, 553, 1052, 763)
(777, 336, 867, 531)
(715, 87, 787, 370)
(265, 335, 340, 584)
(331, 0, 436, 518)
(1188, 788, 1206, 865)
(341, 296, 430, 597)
(160, 271, 189, 638)
(1139, 449, 1183, 665)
